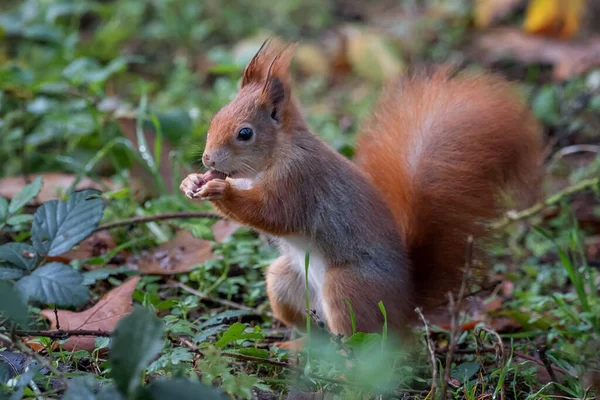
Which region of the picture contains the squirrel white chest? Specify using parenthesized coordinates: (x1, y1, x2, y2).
(279, 235, 327, 312)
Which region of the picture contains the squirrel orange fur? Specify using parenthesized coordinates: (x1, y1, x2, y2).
(180, 41, 543, 341)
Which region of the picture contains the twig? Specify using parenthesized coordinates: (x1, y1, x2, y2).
(440, 236, 474, 400)
(416, 307, 438, 397)
(0, 332, 63, 378)
(538, 345, 559, 383)
(94, 212, 222, 232)
(12, 329, 112, 339)
(476, 326, 506, 400)
(53, 305, 60, 331)
(493, 177, 599, 229)
(177, 282, 273, 318)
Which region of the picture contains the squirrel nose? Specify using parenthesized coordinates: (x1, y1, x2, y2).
(203, 153, 215, 168)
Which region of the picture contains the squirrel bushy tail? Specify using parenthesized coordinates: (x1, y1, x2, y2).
(355, 67, 544, 308)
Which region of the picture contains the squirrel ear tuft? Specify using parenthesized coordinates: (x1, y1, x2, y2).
(241, 39, 296, 89)
(263, 77, 286, 122)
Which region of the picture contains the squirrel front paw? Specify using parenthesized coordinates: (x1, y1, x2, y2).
(198, 179, 229, 201)
(180, 170, 228, 200)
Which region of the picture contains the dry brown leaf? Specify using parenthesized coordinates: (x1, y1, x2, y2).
(211, 220, 242, 243)
(476, 28, 600, 80)
(45, 231, 118, 267)
(31, 277, 140, 352)
(523, 0, 584, 39)
(0, 173, 114, 204)
(475, 0, 526, 28)
(130, 230, 214, 275)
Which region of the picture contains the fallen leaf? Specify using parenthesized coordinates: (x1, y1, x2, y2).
(211, 220, 242, 243)
(523, 0, 584, 39)
(130, 230, 214, 275)
(474, 0, 526, 28)
(476, 28, 600, 80)
(0, 174, 114, 205)
(31, 276, 140, 352)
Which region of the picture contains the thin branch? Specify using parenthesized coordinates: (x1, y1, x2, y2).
(440, 236, 474, 400)
(177, 282, 273, 318)
(94, 212, 222, 232)
(416, 307, 438, 397)
(13, 329, 112, 339)
(493, 177, 599, 229)
(0, 332, 64, 378)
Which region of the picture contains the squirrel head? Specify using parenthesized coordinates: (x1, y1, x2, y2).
(202, 40, 298, 179)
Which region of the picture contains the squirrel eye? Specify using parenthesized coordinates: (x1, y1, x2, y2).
(237, 127, 253, 141)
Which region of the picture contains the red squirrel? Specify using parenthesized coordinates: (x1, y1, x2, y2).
(180, 40, 543, 343)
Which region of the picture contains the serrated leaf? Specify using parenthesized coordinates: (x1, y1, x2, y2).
(8, 176, 42, 214)
(15, 262, 89, 306)
(146, 378, 228, 400)
(0, 265, 26, 280)
(0, 281, 30, 327)
(111, 306, 164, 397)
(215, 322, 263, 348)
(0, 243, 39, 272)
(0, 197, 8, 221)
(31, 189, 104, 256)
(6, 214, 34, 226)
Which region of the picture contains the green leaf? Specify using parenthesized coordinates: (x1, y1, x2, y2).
(31, 189, 104, 256)
(0, 243, 39, 272)
(146, 378, 228, 400)
(0, 361, 15, 384)
(111, 306, 165, 397)
(0, 281, 30, 327)
(345, 332, 382, 351)
(199, 309, 250, 329)
(0, 265, 26, 280)
(0, 197, 8, 222)
(6, 214, 34, 226)
(215, 322, 263, 348)
(193, 324, 227, 344)
(238, 348, 270, 359)
(451, 361, 479, 382)
(15, 262, 89, 306)
(63, 377, 125, 400)
(8, 176, 42, 214)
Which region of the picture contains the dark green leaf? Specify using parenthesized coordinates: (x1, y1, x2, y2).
(451, 361, 479, 382)
(0, 243, 39, 272)
(199, 309, 250, 329)
(193, 324, 227, 344)
(31, 189, 104, 256)
(0, 197, 8, 222)
(111, 306, 165, 397)
(0, 361, 15, 384)
(0, 281, 29, 327)
(146, 378, 228, 400)
(215, 322, 262, 348)
(15, 262, 89, 306)
(8, 364, 37, 400)
(6, 215, 34, 226)
(0, 265, 25, 280)
(8, 176, 42, 214)
(238, 348, 270, 359)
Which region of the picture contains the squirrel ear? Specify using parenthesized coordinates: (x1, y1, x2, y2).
(241, 40, 296, 89)
(241, 39, 271, 88)
(263, 77, 286, 122)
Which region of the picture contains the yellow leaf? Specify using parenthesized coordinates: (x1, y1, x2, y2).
(523, 0, 585, 39)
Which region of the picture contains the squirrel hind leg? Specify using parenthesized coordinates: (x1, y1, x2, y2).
(322, 267, 415, 338)
(266, 255, 317, 328)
